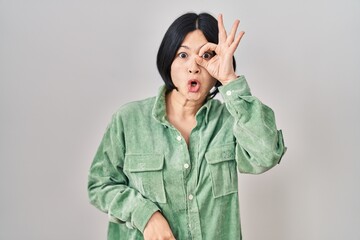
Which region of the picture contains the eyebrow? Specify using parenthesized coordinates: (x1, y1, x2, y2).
(179, 43, 207, 52)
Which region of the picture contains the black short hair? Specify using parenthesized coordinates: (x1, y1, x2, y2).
(156, 12, 236, 98)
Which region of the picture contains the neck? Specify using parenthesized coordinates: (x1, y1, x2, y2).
(166, 90, 204, 120)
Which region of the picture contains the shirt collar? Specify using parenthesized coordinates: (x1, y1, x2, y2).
(152, 85, 168, 126)
(152, 85, 212, 126)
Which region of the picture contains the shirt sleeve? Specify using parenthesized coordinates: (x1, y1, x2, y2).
(87, 113, 160, 233)
(218, 75, 287, 174)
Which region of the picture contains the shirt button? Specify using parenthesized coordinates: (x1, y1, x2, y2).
(188, 194, 194, 200)
(226, 90, 232, 96)
(184, 163, 189, 169)
(176, 135, 182, 141)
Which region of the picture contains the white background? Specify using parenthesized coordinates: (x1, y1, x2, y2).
(1, 0, 359, 239)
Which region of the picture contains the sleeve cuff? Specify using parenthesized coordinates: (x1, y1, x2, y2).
(219, 75, 252, 100)
(131, 199, 160, 233)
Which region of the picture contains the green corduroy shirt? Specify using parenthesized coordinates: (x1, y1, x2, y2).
(88, 75, 286, 239)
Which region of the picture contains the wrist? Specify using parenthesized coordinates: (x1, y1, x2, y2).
(220, 73, 239, 85)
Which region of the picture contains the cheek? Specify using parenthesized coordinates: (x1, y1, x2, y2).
(170, 61, 184, 79)
(209, 80, 218, 89)
(171, 60, 183, 70)
(206, 75, 217, 86)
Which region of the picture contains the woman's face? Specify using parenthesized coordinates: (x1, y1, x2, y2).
(170, 29, 217, 103)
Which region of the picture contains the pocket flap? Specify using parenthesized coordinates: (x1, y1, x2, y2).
(125, 154, 164, 172)
(205, 143, 236, 164)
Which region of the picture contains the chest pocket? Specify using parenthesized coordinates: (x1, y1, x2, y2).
(124, 154, 167, 203)
(205, 143, 238, 198)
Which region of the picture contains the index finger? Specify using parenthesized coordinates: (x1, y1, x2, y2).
(198, 42, 217, 56)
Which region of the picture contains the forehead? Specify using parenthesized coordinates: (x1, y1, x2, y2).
(180, 29, 208, 48)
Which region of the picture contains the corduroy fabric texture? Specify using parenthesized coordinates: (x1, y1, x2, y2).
(88, 75, 286, 239)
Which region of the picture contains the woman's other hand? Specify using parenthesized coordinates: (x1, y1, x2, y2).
(143, 211, 176, 240)
(196, 14, 245, 85)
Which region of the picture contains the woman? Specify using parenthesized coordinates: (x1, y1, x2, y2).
(88, 12, 286, 240)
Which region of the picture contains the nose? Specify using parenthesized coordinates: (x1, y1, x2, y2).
(189, 68, 200, 74)
(188, 58, 200, 74)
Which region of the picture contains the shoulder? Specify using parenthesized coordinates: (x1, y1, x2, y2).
(206, 97, 231, 119)
(208, 98, 223, 107)
(208, 97, 226, 112)
(112, 96, 156, 120)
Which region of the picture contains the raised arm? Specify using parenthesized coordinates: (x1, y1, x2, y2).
(197, 14, 286, 173)
(219, 76, 286, 173)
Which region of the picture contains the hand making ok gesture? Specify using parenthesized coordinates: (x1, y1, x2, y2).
(196, 14, 245, 85)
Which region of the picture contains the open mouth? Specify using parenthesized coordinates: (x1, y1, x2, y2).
(188, 79, 200, 92)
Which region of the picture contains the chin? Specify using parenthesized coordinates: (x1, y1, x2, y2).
(186, 92, 208, 102)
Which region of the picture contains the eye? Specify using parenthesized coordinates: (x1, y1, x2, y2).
(201, 52, 214, 60)
(178, 52, 188, 59)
